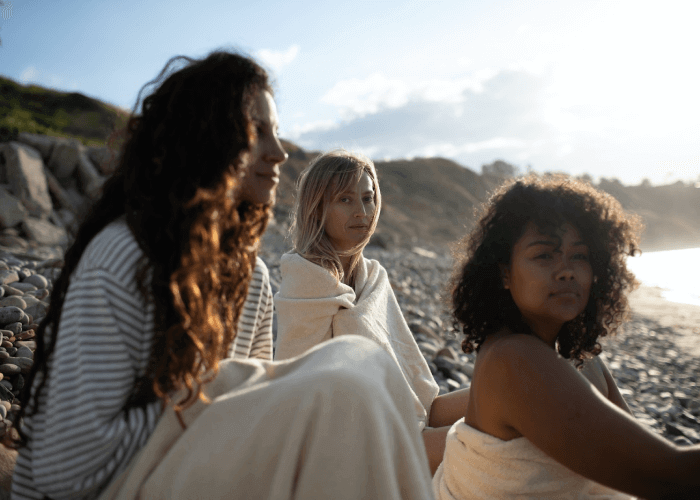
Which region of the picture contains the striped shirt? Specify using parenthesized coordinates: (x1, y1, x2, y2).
(12, 220, 274, 499)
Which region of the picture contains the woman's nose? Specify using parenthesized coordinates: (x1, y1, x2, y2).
(265, 137, 288, 165)
(556, 260, 575, 280)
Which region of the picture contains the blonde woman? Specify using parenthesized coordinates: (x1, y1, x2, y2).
(275, 149, 470, 473)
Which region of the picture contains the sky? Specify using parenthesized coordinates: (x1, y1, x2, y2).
(1, 0, 699, 186)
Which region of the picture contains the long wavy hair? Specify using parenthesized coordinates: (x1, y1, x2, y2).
(13, 50, 274, 445)
(290, 149, 381, 283)
(450, 174, 642, 366)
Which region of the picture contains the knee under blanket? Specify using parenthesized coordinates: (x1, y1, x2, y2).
(275, 253, 439, 430)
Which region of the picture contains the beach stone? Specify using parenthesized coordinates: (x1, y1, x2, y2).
(0, 270, 19, 286)
(21, 296, 40, 308)
(1, 285, 22, 296)
(0, 405, 6, 420)
(0, 364, 20, 376)
(0, 306, 23, 324)
(12, 357, 32, 373)
(17, 330, 34, 340)
(0, 185, 28, 229)
(0, 383, 12, 401)
(0, 381, 11, 391)
(15, 346, 32, 359)
(25, 302, 48, 319)
(16, 269, 31, 280)
(0, 341, 10, 350)
(0, 142, 53, 217)
(10, 282, 36, 293)
(23, 273, 48, 289)
(25, 288, 49, 300)
(22, 217, 69, 247)
(0, 352, 8, 360)
(0, 296, 25, 309)
(17, 132, 55, 160)
(47, 138, 80, 180)
(15, 341, 36, 350)
(3, 321, 20, 335)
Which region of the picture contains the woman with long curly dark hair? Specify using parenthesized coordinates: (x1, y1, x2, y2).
(9, 51, 434, 500)
(434, 175, 700, 499)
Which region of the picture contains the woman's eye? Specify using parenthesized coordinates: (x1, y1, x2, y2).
(340, 197, 350, 203)
(363, 196, 374, 203)
(574, 253, 590, 261)
(535, 253, 552, 260)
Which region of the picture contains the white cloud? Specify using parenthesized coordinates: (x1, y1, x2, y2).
(255, 45, 299, 73)
(286, 119, 339, 140)
(19, 66, 79, 92)
(19, 66, 40, 83)
(320, 71, 496, 119)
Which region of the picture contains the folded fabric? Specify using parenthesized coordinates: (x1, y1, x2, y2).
(99, 337, 434, 500)
(433, 418, 635, 500)
(275, 253, 439, 430)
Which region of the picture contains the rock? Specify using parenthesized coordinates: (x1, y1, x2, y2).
(0, 307, 23, 324)
(15, 346, 32, 359)
(0, 142, 53, 217)
(22, 273, 47, 289)
(87, 146, 117, 175)
(20, 296, 39, 309)
(12, 357, 32, 373)
(0, 405, 6, 420)
(22, 218, 68, 247)
(17, 132, 55, 160)
(7, 282, 35, 293)
(0, 364, 20, 376)
(25, 302, 48, 319)
(0, 185, 28, 229)
(3, 323, 21, 335)
(0, 271, 18, 286)
(44, 166, 78, 212)
(0, 234, 28, 250)
(0, 383, 12, 401)
(77, 151, 105, 200)
(14, 340, 36, 350)
(47, 138, 81, 180)
(1, 286, 22, 297)
(0, 296, 26, 309)
(16, 330, 34, 340)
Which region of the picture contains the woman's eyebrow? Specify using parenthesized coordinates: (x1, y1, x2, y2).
(526, 240, 556, 248)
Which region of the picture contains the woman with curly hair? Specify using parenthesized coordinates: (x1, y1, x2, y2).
(434, 175, 700, 499)
(275, 149, 470, 475)
(9, 52, 434, 500)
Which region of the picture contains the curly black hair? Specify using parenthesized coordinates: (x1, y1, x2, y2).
(450, 174, 642, 365)
(13, 50, 274, 446)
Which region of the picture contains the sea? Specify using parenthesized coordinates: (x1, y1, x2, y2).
(626, 247, 700, 307)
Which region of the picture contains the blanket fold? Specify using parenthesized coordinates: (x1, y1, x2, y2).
(433, 418, 635, 499)
(275, 253, 439, 430)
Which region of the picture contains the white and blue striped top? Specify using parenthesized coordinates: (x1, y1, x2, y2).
(12, 219, 273, 499)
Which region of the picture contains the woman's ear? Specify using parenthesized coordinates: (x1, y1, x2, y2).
(499, 264, 511, 290)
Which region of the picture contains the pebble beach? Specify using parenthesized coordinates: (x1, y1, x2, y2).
(0, 229, 698, 450)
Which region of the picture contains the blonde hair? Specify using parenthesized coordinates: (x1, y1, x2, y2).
(290, 149, 382, 283)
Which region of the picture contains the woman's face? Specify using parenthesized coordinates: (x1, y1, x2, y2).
(324, 171, 376, 252)
(502, 221, 592, 339)
(238, 91, 288, 205)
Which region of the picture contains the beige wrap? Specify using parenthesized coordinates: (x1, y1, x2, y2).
(99, 336, 434, 500)
(275, 253, 439, 431)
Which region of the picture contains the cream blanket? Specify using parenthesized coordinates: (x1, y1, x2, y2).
(433, 418, 634, 499)
(99, 337, 434, 500)
(275, 253, 439, 431)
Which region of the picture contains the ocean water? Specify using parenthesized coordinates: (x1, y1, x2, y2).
(626, 247, 700, 306)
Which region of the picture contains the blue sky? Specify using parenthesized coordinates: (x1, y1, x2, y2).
(1, 0, 699, 186)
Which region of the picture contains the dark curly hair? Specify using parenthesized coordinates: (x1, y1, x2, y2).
(450, 174, 642, 366)
(13, 50, 274, 445)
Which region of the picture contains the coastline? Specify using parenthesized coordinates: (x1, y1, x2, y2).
(628, 285, 700, 357)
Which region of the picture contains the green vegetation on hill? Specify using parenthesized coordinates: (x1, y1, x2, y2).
(0, 75, 129, 146)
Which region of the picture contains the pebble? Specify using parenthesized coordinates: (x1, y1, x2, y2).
(0, 306, 23, 324)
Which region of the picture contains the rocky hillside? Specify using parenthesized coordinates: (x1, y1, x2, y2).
(2, 77, 700, 255)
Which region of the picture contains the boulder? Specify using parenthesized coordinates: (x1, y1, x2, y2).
(21, 217, 68, 247)
(87, 146, 117, 175)
(77, 151, 105, 199)
(0, 142, 53, 218)
(17, 132, 55, 161)
(0, 186, 27, 229)
(44, 167, 78, 212)
(47, 138, 81, 180)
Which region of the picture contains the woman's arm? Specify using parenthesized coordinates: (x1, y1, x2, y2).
(492, 335, 700, 499)
(428, 388, 470, 428)
(19, 268, 161, 499)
